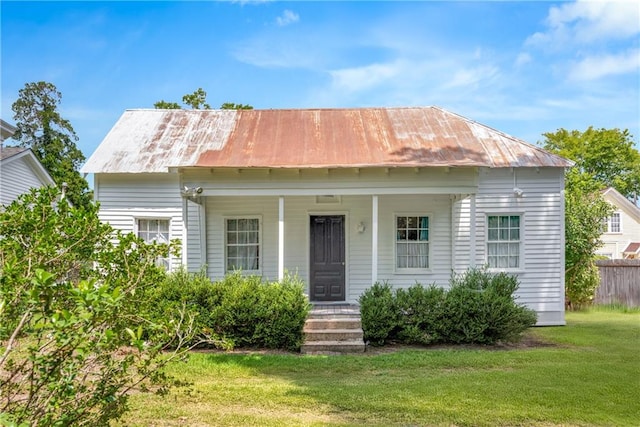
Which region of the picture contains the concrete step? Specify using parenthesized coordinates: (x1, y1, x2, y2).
(304, 317, 362, 330)
(306, 310, 361, 320)
(301, 340, 366, 354)
(304, 329, 364, 342)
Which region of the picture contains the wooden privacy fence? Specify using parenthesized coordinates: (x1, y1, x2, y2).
(595, 259, 640, 307)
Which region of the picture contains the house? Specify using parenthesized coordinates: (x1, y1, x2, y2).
(1, 126, 56, 206)
(1, 119, 17, 142)
(597, 187, 640, 259)
(81, 107, 573, 325)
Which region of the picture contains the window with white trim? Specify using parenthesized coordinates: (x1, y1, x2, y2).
(604, 212, 621, 233)
(396, 215, 429, 269)
(137, 219, 170, 269)
(226, 218, 260, 272)
(487, 215, 521, 269)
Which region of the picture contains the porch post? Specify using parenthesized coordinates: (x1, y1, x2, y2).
(182, 197, 189, 266)
(372, 195, 378, 283)
(470, 194, 476, 267)
(278, 196, 284, 281)
(199, 201, 207, 267)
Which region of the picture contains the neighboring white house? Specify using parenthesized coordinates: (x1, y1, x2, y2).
(1, 119, 17, 143)
(81, 107, 573, 325)
(1, 120, 56, 206)
(597, 187, 640, 259)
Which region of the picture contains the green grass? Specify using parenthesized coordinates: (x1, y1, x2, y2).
(118, 309, 640, 426)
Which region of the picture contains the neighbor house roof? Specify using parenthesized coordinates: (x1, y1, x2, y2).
(81, 107, 573, 174)
(0, 145, 26, 160)
(1, 119, 17, 142)
(602, 187, 640, 224)
(623, 242, 640, 255)
(0, 146, 55, 186)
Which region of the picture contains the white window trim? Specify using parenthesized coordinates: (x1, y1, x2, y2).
(134, 217, 172, 271)
(604, 212, 622, 234)
(485, 212, 525, 273)
(224, 215, 262, 274)
(393, 212, 432, 274)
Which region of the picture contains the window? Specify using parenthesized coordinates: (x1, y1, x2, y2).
(137, 219, 170, 269)
(487, 215, 521, 269)
(396, 215, 429, 269)
(604, 212, 621, 233)
(226, 218, 260, 271)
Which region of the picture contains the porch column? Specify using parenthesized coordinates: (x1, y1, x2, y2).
(278, 196, 284, 281)
(372, 195, 378, 283)
(199, 201, 207, 267)
(470, 194, 476, 267)
(182, 197, 189, 266)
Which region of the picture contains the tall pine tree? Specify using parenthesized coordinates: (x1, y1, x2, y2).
(11, 81, 91, 208)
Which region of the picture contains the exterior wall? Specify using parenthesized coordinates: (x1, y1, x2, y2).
(0, 155, 51, 206)
(199, 193, 453, 302)
(596, 203, 640, 259)
(93, 173, 184, 271)
(476, 167, 566, 325)
(97, 166, 566, 325)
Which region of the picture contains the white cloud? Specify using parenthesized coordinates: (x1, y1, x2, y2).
(568, 48, 640, 81)
(515, 53, 532, 67)
(527, 0, 640, 47)
(276, 10, 299, 27)
(328, 61, 403, 93)
(442, 66, 500, 90)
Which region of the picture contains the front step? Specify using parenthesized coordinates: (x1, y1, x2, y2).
(301, 304, 366, 355)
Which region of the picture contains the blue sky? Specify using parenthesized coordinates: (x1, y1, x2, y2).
(2, 0, 639, 160)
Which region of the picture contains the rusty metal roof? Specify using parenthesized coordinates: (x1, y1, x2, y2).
(81, 107, 572, 173)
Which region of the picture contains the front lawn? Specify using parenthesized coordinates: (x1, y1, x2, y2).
(118, 308, 639, 426)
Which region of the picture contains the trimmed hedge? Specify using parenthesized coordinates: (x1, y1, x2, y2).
(359, 268, 537, 346)
(144, 269, 310, 351)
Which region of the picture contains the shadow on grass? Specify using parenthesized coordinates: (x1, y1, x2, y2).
(173, 310, 640, 426)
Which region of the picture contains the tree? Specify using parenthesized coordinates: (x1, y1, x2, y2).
(562, 170, 614, 308)
(542, 127, 638, 307)
(153, 100, 181, 109)
(220, 102, 253, 110)
(0, 187, 194, 425)
(11, 82, 92, 209)
(154, 88, 252, 110)
(182, 88, 211, 109)
(542, 127, 640, 202)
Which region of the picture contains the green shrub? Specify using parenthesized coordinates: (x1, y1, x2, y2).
(359, 268, 537, 346)
(209, 272, 310, 350)
(359, 282, 398, 346)
(143, 267, 224, 347)
(395, 284, 446, 345)
(144, 270, 310, 351)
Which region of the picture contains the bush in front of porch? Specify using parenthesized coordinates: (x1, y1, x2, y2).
(359, 268, 537, 346)
(144, 270, 310, 351)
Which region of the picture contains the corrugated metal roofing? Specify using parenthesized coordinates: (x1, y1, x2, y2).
(81, 107, 573, 173)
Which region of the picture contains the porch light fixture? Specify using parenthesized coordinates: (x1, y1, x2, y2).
(513, 187, 524, 198)
(182, 186, 203, 197)
(357, 222, 366, 233)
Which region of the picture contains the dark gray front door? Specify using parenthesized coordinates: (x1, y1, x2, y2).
(310, 215, 345, 301)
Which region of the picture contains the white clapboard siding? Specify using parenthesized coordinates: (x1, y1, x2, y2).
(476, 167, 565, 325)
(94, 173, 184, 271)
(0, 155, 50, 205)
(96, 165, 567, 325)
(376, 194, 453, 288)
